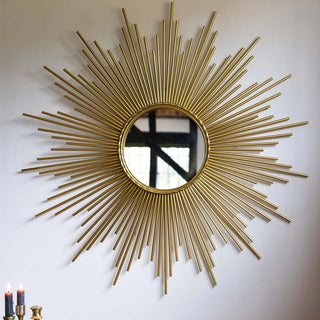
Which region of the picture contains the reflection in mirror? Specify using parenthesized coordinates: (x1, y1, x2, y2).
(124, 108, 205, 190)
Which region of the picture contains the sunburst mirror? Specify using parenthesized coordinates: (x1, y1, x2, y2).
(22, 2, 308, 294)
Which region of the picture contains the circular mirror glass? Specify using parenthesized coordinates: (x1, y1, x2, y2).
(124, 108, 206, 190)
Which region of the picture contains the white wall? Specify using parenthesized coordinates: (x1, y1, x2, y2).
(1, 0, 320, 319)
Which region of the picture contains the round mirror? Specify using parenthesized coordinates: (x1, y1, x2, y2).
(123, 107, 206, 190)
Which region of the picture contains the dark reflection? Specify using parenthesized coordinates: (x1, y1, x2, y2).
(124, 108, 205, 189)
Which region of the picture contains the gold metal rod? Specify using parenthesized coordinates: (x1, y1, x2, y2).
(212, 156, 308, 178)
(184, 42, 220, 109)
(127, 193, 152, 270)
(164, 195, 168, 292)
(164, 195, 172, 277)
(58, 168, 122, 189)
(168, 194, 179, 261)
(83, 180, 128, 215)
(181, 11, 217, 105)
(212, 116, 290, 139)
(172, 50, 185, 103)
(212, 153, 292, 169)
(170, 35, 182, 102)
(121, 9, 151, 104)
(168, 21, 179, 102)
(47, 173, 115, 201)
(157, 196, 164, 276)
(80, 182, 136, 230)
(83, 61, 132, 122)
(71, 179, 126, 217)
(75, 31, 136, 111)
(144, 37, 157, 103)
(73, 184, 136, 261)
(65, 140, 117, 148)
(209, 159, 289, 183)
(213, 120, 308, 143)
(212, 163, 258, 184)
(178, 26, 206, 105)
(138, 193, 156, 258)
(183, 189, 216, 252)
(53, 179, 117, 216)
(106, 48, 143, 108)
(44, 66, 121, 127)
(58, 84, 122, 131)
(152, 49, 160, 103)
(64, 66, 128, 121)
(180, 190, 215, 269)
(199, 67, 250, 119)
(175, 192, 202, 271)
(170, 193, 184, 248)
(206, 178, 271, 221)
(77, 70, 132, 119)
(211, 105, 271, 132)
(199, 55, 254, 119)
(162, 20, 166, 102)
(189, 55, 232, 112)
(212, 75, 291, 123)
(22, 157, 106, 172)
(85, 185, 140, 250)
(209, 173, 290, 220)
(195, 181, 244, 250)
(41, 110, 118, 138)
(63, 95, 122, 131)
(116, 56, 145, 108)
(23, 113, 116, 140)
(39, 160, 109, 176)
(134, 24, 154, 104)
(200, 185, 253, 242)
(208, 169, 273, 202)
(113, 190, 147, 263)
(176, 39, 193, 103)
(190, 185, 229, 242)
(93, 40, 140, 109)
(119, 43, 148, 106)
(212, 132, 293, 144)
(120, 26, 150, 105)
(204, 79, 275, 124)
(206, 180, 256, 219)
(192, 47, 245, 113)
(165, 2, 174, 103)
(155, 35, 162, 102)
(183, 45, 217, 108)
(150, 194, 159, 257)
(35, 178, 112, 217)
(61, 160, 119, 178)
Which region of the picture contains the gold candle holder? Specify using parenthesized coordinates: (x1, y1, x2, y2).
(3, 317, 15, 320)
(30, 306, 42, 320)
(15, 305, 26, 320)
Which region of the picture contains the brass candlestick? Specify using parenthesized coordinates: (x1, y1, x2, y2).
(3, 317, 15, 320)
(30, 306, 42, 320)
(15, 305, 26, 320)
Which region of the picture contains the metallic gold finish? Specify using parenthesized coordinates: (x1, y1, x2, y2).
(15, 305, 26, 320)
(30, 306, 42, 320)
(23, 2, 308, 294)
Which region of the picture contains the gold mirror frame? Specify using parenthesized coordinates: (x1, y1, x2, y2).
(22, 2, 308, 294)
(119, 103, 209, 194)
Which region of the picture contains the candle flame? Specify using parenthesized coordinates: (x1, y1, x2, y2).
(6, 283, 11, 292)
(19, 283, 24, 290)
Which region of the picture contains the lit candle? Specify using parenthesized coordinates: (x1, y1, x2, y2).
(17, 284, 25, 306)
(4, 283, 14, 317)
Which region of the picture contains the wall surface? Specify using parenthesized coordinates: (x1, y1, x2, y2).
(1, 0, 320, 319)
